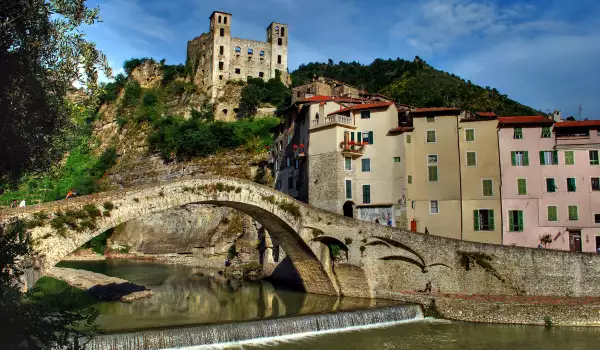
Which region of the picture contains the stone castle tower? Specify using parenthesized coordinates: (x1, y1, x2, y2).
(187, 11, 289, 120)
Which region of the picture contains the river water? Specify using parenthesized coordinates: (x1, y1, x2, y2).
(43, 260, 600, 349)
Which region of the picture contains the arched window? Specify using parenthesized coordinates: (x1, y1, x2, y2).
(275, 25, 279, 34)
(235, 46, 241, 53)
(278, 38, 282, 46)
(220, 28, 224, 37)
(218, 15, 222, 23)
(248, 48, 253, 55)
(224, 16, 228, 24)
(281, 27, 285, 37)
(260, 50, 265, 57)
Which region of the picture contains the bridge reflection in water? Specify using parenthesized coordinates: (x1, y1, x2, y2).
(50, 260, 398, 333)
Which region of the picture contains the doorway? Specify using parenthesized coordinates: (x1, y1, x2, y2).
(343, 201, 354, 218)
(569, 230, 582, 252)
(595, 236, 600, 253)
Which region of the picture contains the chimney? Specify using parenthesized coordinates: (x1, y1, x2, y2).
(551, 110, 563, 122)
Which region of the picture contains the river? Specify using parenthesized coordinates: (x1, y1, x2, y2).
(39, 260, 600, 349)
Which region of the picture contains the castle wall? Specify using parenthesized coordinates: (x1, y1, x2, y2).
(229, 38, 273, 82)
(186, 34, 213, 96)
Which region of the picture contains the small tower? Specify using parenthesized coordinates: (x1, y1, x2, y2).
(209, 11, 232, 100)
(267, 22, 288, 82)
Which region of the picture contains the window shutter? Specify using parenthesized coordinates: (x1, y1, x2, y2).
(539, 151, 544, 165)
(357, 132, 362, 142)
(552, 151, 558, 165)
(518, 211, 524, 231)
(489, 210, 495, 231)
(473, 210, 479, 231)
(509, 211, 514, 231)
(351, 132, 355, 142)
(523, 151, 529, 166)
(369, 131, 374, 144)
(511, 152, 516, 166)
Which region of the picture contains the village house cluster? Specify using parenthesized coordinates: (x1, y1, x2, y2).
(271, 77, 600, 253)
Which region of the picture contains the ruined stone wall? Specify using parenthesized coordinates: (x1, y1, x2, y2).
(186, 34, 213, 95)
(308, 152, 346, 214)
(229, 38, 273, 81)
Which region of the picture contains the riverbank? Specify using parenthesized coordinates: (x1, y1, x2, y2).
(378, 290, 600, 326)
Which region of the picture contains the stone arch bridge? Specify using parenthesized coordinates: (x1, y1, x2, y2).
(2, 175, 600, 299)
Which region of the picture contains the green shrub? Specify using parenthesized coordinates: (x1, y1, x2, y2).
(344, 237, 353, 246)
(116, 117, 127, 129)
(142, 91, 158, 106)
(123, 58, 154, 75)
(83, 204, 101, 220)
(102, 202, 115, 210)
(122, 81, 141, 107)
(227, 244, 237, 260)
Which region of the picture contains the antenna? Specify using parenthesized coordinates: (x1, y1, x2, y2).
(578, 104, 583, 119)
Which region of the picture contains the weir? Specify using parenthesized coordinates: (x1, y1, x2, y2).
(85, 305, 423, 350)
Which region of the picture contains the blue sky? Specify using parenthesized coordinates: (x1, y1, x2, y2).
(86, 0, 600, 118)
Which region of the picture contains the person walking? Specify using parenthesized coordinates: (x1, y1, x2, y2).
(18, 199, 26, 208)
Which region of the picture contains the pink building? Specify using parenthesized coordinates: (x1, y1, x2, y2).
(499, 117, 600, 253)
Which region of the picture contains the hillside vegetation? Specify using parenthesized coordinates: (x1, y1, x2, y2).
(292, 58, 540, 116)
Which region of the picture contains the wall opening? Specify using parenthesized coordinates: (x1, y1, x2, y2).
(235, 46, 241, 53)
(222, 109, 228, 115)
(224, 16, 228, 24)
(219, 62, 224, 71)
(219, 46, 224, 55)
(281, 27, 285, 37)
(278, 38, 282, 46)
(343, 201, 355, 218)
(220, 28, 224, 37)
(259, 72, 264, 78)
(277, 55, 282, 64)
(260, 50, 265, 56)
(248, 48, 253, 55)
(218, 15, 222, 23)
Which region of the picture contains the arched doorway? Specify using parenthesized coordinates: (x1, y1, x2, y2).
(343, 201, 354, 218)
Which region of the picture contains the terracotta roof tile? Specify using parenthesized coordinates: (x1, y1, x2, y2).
(477, 111, 497, 117)
(498, 116, 554, 127)
(296, 95, 364, 103)
(328, 102, 394, 116)
(554, 120, 600, 128)
(411, 107, 462, 115)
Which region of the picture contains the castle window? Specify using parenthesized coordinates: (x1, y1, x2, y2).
(235, 46, 241, 53)
(219, 46, 224, 55)
(275, 26, 279, 33)
(222, 109, 228, 115)
(220, 28, 224, 37)
(260, 50, 265, 56)
(219, 62, 224, 71)
(278, 38, 282, 46)
(248, 48, 253, 55)
(218, 15, 222, 23)
(259, 72, 264, 78)
(235, 68, 240, 74)
(224, 16, 228, 24)
(219, 75, 223, 80)
(281, 27, 285, 37)
(278, 55, 282, 64)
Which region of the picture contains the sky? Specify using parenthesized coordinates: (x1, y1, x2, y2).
(85, 0, 600, 118)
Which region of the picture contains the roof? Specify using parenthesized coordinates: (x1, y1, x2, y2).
(388, 126, 414, 135)
(498, 116, 554, 127)
(411, 107, 462, 115)
(295, 95, 364, 104)
(477, 111, 497, 117)
(210, 10, 232, 17)
(554, 120, 600, 129)
(327, 102, 394, 116)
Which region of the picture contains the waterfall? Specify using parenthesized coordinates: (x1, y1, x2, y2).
(86, 305, 423, 350)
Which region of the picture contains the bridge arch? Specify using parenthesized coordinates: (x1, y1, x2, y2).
(0, 177, 337, 295)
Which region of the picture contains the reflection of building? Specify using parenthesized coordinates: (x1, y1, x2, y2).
(500, 117, 600, 252)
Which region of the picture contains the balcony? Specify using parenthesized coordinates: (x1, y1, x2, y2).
(310, 114, 354, 130)
(339, 141, 366, 158)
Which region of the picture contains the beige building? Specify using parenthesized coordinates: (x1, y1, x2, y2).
(291, 77, 364, 104)
(404, 109, 502, 243)
(186, 11, 289, 120)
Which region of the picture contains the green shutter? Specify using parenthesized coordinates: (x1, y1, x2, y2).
(523, 151, 529, 166)
(357, 132, 362, 143)
(552, 151, 558, 165)
(369, 131, 374, 144)
(489, 210, 495, 231)
(407, 135, 411, 143)
(518, 211, 524, 231)
(351, 132, 355, 142)
(509, 211, 514, 232)
(518, 179, 527, 195)
(539, 151, 545, 165)
(511, 152, 516, 166)
(473, 210, 479, 231)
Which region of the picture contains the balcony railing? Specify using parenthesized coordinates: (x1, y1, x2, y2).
(339, 141, 366, 158)
(311, 114, 353, 129)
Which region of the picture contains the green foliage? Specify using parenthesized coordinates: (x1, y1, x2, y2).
(102, 202, 115, 211)
(292, 58, 539, 115)
(544, 315, 553, 327)
(161, 63, 186, 85)
(329, 244, 342, 258)
(123, 58, 154, 76)
(344, 237, 353, 246)
(227, 244, 238, 260)
(82, 228, 115, 255)
(123, 81, 142, 107)
(278, 201, 301, 219)
(98, 74, 127, 104)
(142, 90, 159, 106)
(360, 245, 366, 255)
(239, 73, 291, 118)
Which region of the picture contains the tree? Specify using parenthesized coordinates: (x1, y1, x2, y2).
(0, 220, 98, 349)
(0, 0, 110, 184)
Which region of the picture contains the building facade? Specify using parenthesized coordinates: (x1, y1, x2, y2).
(291, 77, 364, 104)
(186, 11, 289, 119)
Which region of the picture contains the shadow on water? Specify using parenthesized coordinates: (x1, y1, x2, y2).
(46, 260, 397, 333)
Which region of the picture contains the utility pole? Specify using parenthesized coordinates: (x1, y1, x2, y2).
(578, 104, 583, 119)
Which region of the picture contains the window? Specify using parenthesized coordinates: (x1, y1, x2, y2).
(595, 214, 600, 224)
(362, 185, 371, 204)
(222, 109, 228, 115)
(408, 175, 412, 184)
(235, 47, 241, 53)
(513, 127, 523, 139)
(517, 178, 527, 195)
(259, 72, 264, 78)
(568, 205, 578, 221)
(219, 46, 224, 55)
(361, 158, 371, 172)
(361, 131, 374, 144)
(541, 126, 552, 138)
(224, 16, 227, 24)
(286, 157, 291, 168)
(474, 209, 495, 231)
(482, 179, 493, 197)
(219, 75, 223, 80)
(275, 26, 279, 33)
(260, 50, 265, 57)
(428, 154, 438, 164)
(590, 150, 599, 165)
(511, 151, 529, 166)
(567, 178, 576, 192)
(295, 159, 299, 169)
(361, 110, 371, 119)
(218, 15, 222, 23)
(219, 62, 224, 71)
(540, 150, 558, 165)
(288, 176, 293, 189)
(393, 157, 401, 163)
(345, 180, 352, 199)
(430, 201, 439, 214)
(565, 151, 575, 165)
(426, 116, 435, 123)
(428, 155, 438, 182)
(220, 28, 224, 37)
(235, 68, 241, 74)
(344, 157, 352, 171)
(407, 135, 412, 143)
(546, 178, 557, 192)
(426, 130, 436, 143)
(277, 55, 282, 64)
(466, 152, 477, 167)
(278, 38, 282, 46)
(465, 129, 475, 141)
(508, 210, 523, 232)
(281, 27, 285, 36)
(248, 48, 253, 55)
(592, 177, 600, 191)
(547, 206, 558, 222)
